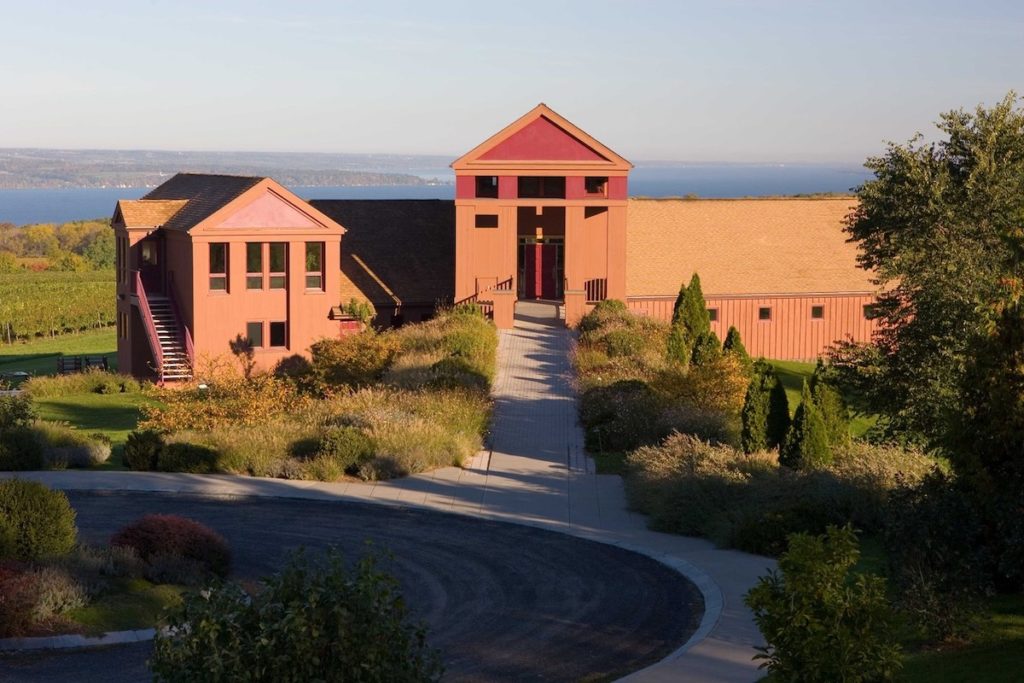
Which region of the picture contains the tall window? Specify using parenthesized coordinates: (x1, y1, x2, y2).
(209, 243, 228, 291)
(269, 243, 287, 289)
(116, 236, 128, 284)
(245, 321, 263, 348)
(269, 321, 287, 348)
(246, 243, 263, 290)
(305, 242, 324, 291)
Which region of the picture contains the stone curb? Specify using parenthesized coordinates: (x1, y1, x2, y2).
(0, 628, 155, 653)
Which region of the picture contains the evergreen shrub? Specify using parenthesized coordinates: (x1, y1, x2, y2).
(0, 479, 77, 561)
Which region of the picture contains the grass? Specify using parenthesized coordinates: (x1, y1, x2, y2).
(0, 327, 116, 378)
(68, 578, 183, 636)
(33, 392, 155, 469)
(769, 359, 876, 437)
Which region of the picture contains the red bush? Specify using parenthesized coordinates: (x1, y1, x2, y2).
(0, 562, 38, 637)
(111, 515, 231, 578)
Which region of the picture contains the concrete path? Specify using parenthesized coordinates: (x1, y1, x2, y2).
(2, 301, 771, 682)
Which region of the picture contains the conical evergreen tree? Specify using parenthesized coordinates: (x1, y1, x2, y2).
(680, 273, 711, 340)
(722, 326, 752, 372)
(671, 281, 688, 324)
(780, 380, 832, 469)
(691, 330, 722, 366)
(742, 361, 773, 452)
(767, 372, 791, 450)
(810, 359, 850, 446)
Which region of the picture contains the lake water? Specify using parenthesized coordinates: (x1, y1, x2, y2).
(0, 164, 872, 225)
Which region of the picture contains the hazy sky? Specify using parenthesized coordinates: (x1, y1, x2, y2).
(0, 0, 1020, 162)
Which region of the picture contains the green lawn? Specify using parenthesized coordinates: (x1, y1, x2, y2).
(34, 391, 155, 468)
(68, 578, 183, 636)
(769, 359, 876, 437)
(0, 327, 117, 378)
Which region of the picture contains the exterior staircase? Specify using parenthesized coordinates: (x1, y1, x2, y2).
(146, 296, 192, 382)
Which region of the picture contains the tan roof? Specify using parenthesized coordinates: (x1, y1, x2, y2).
(115, 199, 188, 227)
(626, 197, 874, 297)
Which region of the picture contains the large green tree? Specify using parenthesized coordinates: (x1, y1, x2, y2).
(832, 93, 1024, 448)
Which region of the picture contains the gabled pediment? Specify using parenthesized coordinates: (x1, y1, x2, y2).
(452, 103, 632, 171)
(192, 180, 345, 234)
(210, 190, 322, 229)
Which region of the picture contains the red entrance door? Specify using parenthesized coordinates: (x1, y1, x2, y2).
(523, 243, 558, 299)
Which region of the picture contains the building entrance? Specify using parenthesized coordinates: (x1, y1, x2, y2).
(518, 237, 564, 300)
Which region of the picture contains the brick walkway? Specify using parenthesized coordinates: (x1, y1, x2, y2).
(6, 301, 771, 681)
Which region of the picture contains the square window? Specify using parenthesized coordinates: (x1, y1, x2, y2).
(585, 176, 608, 195)
(811, 305, 825, 319)
(246, 321, 263, 348)
(475, 214, 499, 228)
(246, 276, 263, 289)
(475, 176, 498, 198)
(707, 308, 718, 322)
(269, 321, 287, 348)
(863, 304, 877, 320)
(758, 307, 772, 321)
(269, 275, 287, 289)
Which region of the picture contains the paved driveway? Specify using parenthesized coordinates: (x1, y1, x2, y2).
(0, 491, 702, 683)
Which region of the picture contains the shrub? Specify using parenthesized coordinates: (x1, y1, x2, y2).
(21, 369, 142, 398)
(308, 332, 399, 391)
(30, 566, 87, 622)
(577, 298, 629, 334)
(0, 564, 38, 637)
(124, 429, 164, 471)
(741, 360, 789, 453)
(306, 426, 375, 479)
(0, 426, 44, 470)
(745, 526, 902, 682)
(722, 326, 752, 369)
(580, 380, 664, 453)
(779, 381, 832, 469)
(884, 471, 988, 643)
(157, 440, 218, 474)
(690, 330, 722, 366)
(150, 548, 443, 683)
(0, 480, 77, 560)
(34, 421, 111, 468)
(111, 514, 231, 578)
(811, 359, 851, 446)
(0, 394, 35, 430)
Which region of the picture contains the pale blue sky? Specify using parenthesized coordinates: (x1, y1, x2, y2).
(0, 0, 1020, 162)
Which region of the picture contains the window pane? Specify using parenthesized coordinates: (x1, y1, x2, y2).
(210, 276, 227, 291)
(269, 243, 286, 273)
(305, 274, 323, 290)
(246, 243, 262, 273)
(246, 276, 263, 290)
(210, 243, 227, 274)
(305, 242, 322, 271)
(269, 322, 286, 347)
(707, 308, 718, 322)
(246, 322, 263, 348)
(758, 307, 771, 320)
(269, 275, 286, 289)
(811, 305, 824, 319)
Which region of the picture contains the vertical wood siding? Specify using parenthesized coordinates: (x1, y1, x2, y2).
(627, 293, 877, 361)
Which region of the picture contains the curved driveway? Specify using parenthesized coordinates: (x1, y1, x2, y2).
(1, 491, 702, 682)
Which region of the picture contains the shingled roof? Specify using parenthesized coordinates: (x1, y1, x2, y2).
(310, 200, 455, 307)
(311, 200, 456, 307)
(626, 197, 874, 297)
(115, 199, 188, 227)
(141, 173, 264, 232)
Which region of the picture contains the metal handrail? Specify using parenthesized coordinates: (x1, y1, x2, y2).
(166, 284, 194, 368)
(132, 271, 164, 381)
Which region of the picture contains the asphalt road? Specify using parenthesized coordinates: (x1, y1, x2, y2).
(1, 491, 702, 682)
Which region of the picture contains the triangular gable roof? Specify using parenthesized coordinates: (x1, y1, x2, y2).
(451, 103, 632, 171)
(202, 182, 342, 233)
